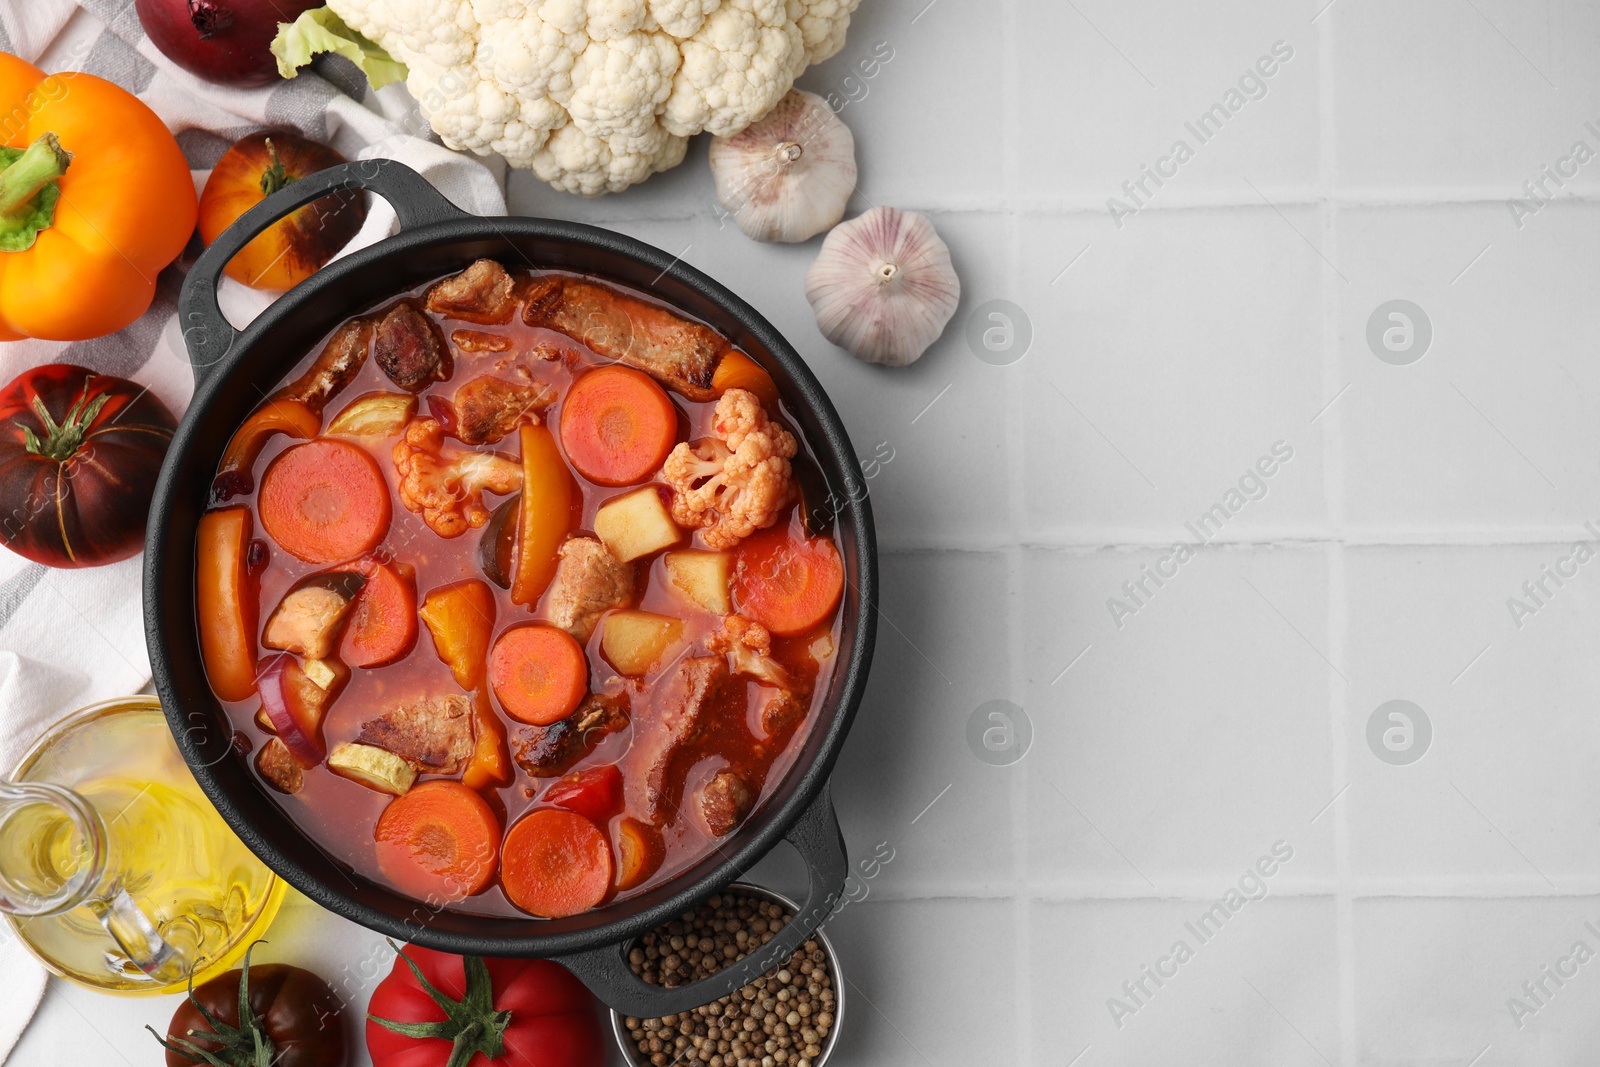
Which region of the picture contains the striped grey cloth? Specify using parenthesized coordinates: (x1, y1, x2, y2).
(0, 2, 506, 1054)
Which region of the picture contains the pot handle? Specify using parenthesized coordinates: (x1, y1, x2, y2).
(556, 783, 849, 1018)
(177, 159, 464, 388)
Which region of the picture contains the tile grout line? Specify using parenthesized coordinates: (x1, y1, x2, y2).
(1314, 7, 1359, 1065)
(998, 0, 1033, 1058)
(879, 528, 1600, 553)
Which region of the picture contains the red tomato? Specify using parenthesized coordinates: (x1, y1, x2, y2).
(367, 944, 603, 1067)
(542, 765, 623, 825)
(0, 363, 176, 567)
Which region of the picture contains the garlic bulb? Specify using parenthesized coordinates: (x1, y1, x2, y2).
(804, 207, 961, 367)
(709, 90, 857, 244)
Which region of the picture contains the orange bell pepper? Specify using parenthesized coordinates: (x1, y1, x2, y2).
(711, 351, 781, 412)
(0, 54, 197, 341)
(196, 507, 260, 703)
(419, 579, 511, 789)
(510, 425, 575, 607)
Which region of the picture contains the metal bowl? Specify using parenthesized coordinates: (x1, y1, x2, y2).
(610, 882, 845, 1067)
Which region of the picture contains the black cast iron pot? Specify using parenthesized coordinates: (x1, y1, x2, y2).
(145, 159, 877, 1017)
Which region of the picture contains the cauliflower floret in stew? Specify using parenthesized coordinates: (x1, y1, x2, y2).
(392, 417, 521, 537)
(707, 614, 791, 691)
(660, 388, 796, 550)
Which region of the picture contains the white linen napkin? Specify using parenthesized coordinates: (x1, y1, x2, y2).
(0, 652, 98, 1065)
(0, 1, 508, 1059)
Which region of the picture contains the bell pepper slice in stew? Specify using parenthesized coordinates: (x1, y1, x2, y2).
(710, 350, 781, 412)
(196, 506, 259, 701)
(419, 579, 510, 788)
(212, 397, 320, 501)
(542, 764, 623, 825)
(509, 424, 573, 606)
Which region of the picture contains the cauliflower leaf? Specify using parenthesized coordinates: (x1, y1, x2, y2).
(272, 8, 410, 90)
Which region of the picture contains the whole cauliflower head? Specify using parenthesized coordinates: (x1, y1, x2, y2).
(326, 0, 863, 195)
(393, 417, 523, 537)
(661, 387, 796, 549)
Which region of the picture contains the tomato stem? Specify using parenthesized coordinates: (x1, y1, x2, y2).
(259, 139, 297, 197)
(368, 942, 512, 1067)
(144, 942, 278, 1067)
(20, 378, 111, 461)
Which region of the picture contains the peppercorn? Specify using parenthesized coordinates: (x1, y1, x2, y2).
(622, 891, 838, 1067)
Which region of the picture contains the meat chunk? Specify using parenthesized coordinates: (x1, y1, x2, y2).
(522, 275, 727, 401)
(280, 317, 371, 412)
(660, 390, 797, 549)
(355, 694, 475, 775)
(451, 330, 513, 353)
(392, 417, 522, 537)
(426, 259, 519, 325)
(452, 374, 554, 446)
(698, 770, 752, 836)
(546, 537, 634, 642)
(374, 302, 451, 392)
(512, 691, 630, 778)
(256, 737, 302, 795)
(626, 656, 729, 822)
(759, 689, 807, 739)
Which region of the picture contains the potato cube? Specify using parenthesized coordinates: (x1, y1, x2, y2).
(327, 742, 417, 796)
(663, 550, 732, 614)
(594, 487, 681, 562)
(601, 610, 686, 676)
(302, 657, 340, 692)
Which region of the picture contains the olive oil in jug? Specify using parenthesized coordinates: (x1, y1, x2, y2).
(0, 697, 283, 993)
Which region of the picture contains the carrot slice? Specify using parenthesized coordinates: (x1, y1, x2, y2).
(489, 625, 588, 726)
(375, 781, 501, 901)
(196, 507, 259, 701)
(502, 809, 612, 918)
(614, 817, 664, 892)
(559, 365, 679, 486)
(733, 527, 845, 636)
(339, 559, 418, 668)
(259, 439, 391, 563)
(711, 351, 781, 412)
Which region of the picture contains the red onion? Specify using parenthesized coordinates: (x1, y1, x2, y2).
(136, 0, 322, 88)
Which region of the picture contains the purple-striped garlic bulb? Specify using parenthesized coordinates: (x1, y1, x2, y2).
(803, 206, 961, 367)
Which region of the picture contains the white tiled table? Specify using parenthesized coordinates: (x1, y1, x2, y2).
(18, 0, 1600, 1063)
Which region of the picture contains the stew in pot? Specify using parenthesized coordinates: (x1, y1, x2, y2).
(196, 259, 844, 919)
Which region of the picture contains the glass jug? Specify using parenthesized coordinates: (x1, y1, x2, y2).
(0, 697, 284, 993)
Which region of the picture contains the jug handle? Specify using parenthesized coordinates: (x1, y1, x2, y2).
(0, 781, 187, 985)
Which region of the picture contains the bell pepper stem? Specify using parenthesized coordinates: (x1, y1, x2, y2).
(0, 133, 71, 219)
